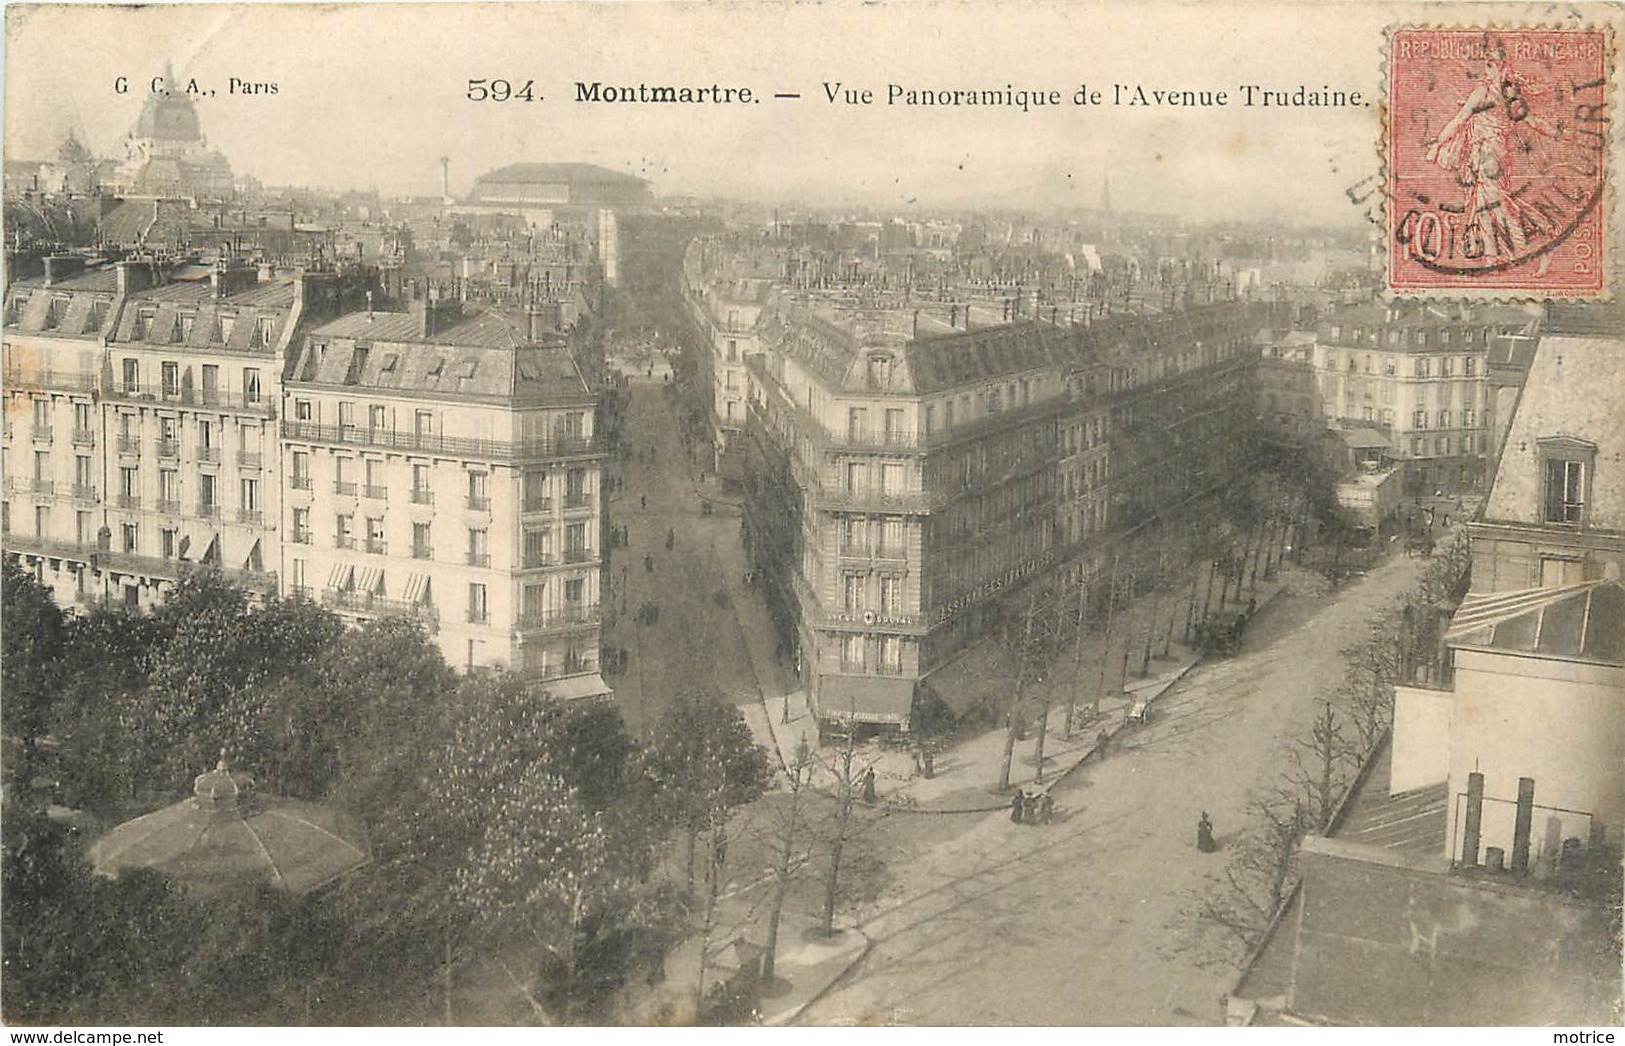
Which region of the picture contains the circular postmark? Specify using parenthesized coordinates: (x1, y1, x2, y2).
(1387, 28, 1609, 295)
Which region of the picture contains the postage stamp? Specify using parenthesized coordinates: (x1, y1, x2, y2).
(1385, 27, 1611, 298)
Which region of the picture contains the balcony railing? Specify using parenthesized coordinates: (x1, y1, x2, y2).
(564, 492, 593, 510)
(334, 481, 357, 496)
(563, 546, 594, 564)
(292, 529, 312, 545)
(410, 488, 434, 505)
(116, 493, 139, 509)
(412, 544, 433, 560)
(321, 589, 439, 631)
(30, 478, 55, 496)
(516, 605, 601, 631)
(523, 496, 554, 513)
(365, 539, 387, 555)
(466, 495, 491, 511)
(156, 498, 181, 516)
(364, 485, 388, 501)
(291, 475, 313, 490)
(106, 382, 275, 415)
(116, 435, 141, 456)
(523, 553, 556, 569)
(156, 440, 180, 459)
(466, 609, 490, 625)
(279, 419, 600, 463)
(237, 451, 263, 469)
(29, 425, 53, 443)
(814, 486, 935, 515)
(335, 534, 356, 550)
(70, 484, 97, 502)
(70, 428, 95, 447)
(198, 446, 222, 464)
(3, 368, 97, 393)
(466, 552, 492, 568)
(238, 509, 264, 526)
(195, 503, 221, 520)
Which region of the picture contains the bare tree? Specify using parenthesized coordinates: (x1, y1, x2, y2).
(761, 739, 814, 984)
(1284, 702, 1361, 833)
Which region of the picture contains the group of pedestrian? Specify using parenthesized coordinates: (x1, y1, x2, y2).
(1010, 789, 1054, 825)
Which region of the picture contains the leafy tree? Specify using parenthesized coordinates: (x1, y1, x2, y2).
(1, 805, 195, 1024)
(644, 690, 772, 897)
(1, 560, 69, 795)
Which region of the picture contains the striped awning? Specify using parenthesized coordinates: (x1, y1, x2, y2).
(356, 566, 384, 596)
(328, 563, 354, 590)
(1447, 580, 1624, 663)
(404, 573, 430, 605)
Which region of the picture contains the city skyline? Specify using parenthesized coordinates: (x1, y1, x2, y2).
(7, 1, 1402, 225)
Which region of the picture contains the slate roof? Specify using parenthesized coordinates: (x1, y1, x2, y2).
(295, 306, 589, 401)
(1483, 335, 1625, 532)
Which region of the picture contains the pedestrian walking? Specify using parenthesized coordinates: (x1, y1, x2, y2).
(640, 494, 647, 510)
(645, 553, 654, 573)
(666, 528, 674, 551)
(1010, 792, 1025, 824)
(1037, 792, 1054, 824)
(861, 767, 877, 805)
(1197, 811, 1217, 852)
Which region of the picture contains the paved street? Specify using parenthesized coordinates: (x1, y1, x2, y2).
(603, 377, 794, 737)
(797, 553, 1422, 1026)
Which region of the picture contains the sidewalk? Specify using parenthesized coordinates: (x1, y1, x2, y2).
(629, 897, 869, 1026)
(739, 565, 1296, 813)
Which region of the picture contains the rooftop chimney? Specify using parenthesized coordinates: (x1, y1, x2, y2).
(115, 259, 154, 298)
(43, 255, 86, 287)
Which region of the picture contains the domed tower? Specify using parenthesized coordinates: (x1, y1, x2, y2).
(111, 61, 234, 199)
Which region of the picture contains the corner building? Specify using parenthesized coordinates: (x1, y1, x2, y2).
(738, 283, 1261, 732)
(280, 295, 609, 697)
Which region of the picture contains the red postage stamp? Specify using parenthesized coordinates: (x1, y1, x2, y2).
(1386, 27, 1611, 298)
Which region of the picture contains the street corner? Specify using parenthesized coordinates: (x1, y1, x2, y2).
(760, 922, 872, 1027)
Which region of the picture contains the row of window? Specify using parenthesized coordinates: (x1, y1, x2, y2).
(25, 505, 253, 569)
(841, 572, 909, 615)
(287, 452, 591, 508)
(291, 399, 587, 442)
(1410, 409, 1479, 430)
(126, 310, 276, 347)
(1324, 350, 1481, 377)
(838, 633, 908, 674)
(838, 515, 909, 557)
(1408, 434, 1489, 458)
(120, 359, 265, 403)
(291, 562, 584, 629)
(288, 509, 593, 566)
(1327, 324, 1496, 349)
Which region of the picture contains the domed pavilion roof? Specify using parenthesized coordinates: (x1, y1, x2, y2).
(87, 760, 368, 897)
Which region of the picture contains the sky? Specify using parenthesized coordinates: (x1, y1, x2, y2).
(4, 1, 1619, 225)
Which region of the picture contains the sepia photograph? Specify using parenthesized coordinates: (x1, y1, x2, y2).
(1, 0, 1622, 1031)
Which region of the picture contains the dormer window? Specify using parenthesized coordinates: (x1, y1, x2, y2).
(867, 353, 892, 390)
(1540, 436, 1596, 525)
